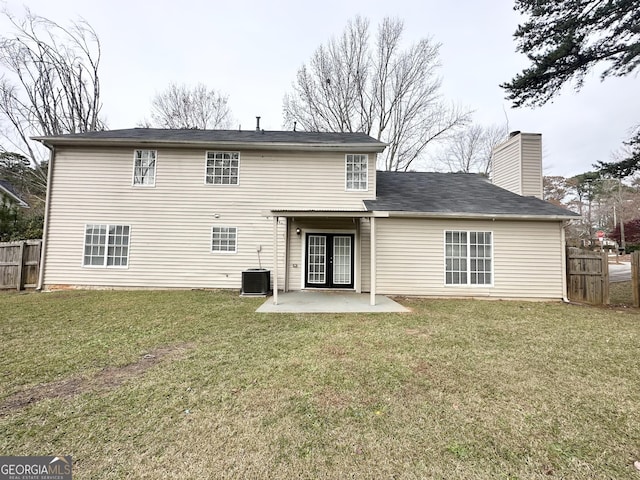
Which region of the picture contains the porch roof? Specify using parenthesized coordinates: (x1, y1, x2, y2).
(265, 209, 386, 218)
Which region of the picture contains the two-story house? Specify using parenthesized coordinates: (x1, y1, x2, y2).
(34, 128, 577, 303)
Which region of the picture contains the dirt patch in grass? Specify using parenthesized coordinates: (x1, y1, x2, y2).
(0, 342, 194, 415)
(405, 327, 431, 340)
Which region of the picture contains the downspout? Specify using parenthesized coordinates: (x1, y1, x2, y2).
(37, 143, 55, 291)
(561, 221, 569, 303)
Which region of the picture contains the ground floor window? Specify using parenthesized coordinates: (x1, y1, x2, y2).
(445, 230, 492, 285)
(211, 226, 237, 253)
(83, 224, 130, 267)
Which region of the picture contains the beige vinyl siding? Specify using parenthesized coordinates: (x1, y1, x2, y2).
(44, 147, 375, 289)
(492, 133, 543, 199)
(491, 135, 521, 195)
(375, 218, 564, 299)
(359, 219, 371, 292)
(520, 134, 543, 198)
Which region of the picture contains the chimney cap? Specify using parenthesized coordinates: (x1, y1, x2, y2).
(509, 130, 521, 138)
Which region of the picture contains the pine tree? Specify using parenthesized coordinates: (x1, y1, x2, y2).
(502, 0, 640, 107)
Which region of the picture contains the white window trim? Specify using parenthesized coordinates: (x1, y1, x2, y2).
(443, 230, 494, 287)
(82, 224, 131, 269)
(345, 154, 369, 192)
(204, 151, 241, 186)
(211, 226, 238, 254)
(131, 149, 157, 187)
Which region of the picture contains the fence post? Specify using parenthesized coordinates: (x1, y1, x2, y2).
(632, 252, 640, 308)
(601, 251, 610, 305)
(16, 241, 25, 291)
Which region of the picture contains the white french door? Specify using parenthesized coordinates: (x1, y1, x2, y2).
(305, 234, 354, 288)
(307, 235, 327, 285)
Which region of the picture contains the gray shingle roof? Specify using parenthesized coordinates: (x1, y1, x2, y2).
(365, 172, 578, 218)
(33, 128, 386, 147)
(0, 179, 29, 207)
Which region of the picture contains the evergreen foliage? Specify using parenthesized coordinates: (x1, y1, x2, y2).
(502, 0, 640, 107)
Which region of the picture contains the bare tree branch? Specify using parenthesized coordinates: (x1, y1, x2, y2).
(143, 83, 233, 130)
(438, 123, 508, 175)
(0, 8, 104, 202)
(283, 16, 470, 171)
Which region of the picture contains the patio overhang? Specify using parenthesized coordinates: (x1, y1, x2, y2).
(266, 209, 384, 307)
(262, 209, 388, 218)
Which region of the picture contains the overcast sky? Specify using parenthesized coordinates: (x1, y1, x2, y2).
(2, 0, 638, 177)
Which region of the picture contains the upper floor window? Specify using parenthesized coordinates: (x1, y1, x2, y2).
(445, 231, 492, 286)
(346, 154, 368, 191)
(211, 226, 237, 253)
(83, 224, 130, 267)
(206, 152, 239, 185)
(133, 150, 156, 186)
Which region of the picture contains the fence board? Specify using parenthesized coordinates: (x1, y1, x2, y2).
(632, 252, 640, 308)
(566, 247, 609, 305)
(0, 240, 42, 290)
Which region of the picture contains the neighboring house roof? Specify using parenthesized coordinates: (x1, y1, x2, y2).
(364, 172, 578, 219)
(32, 128, 387, 153)
(0, 179, 29, 208)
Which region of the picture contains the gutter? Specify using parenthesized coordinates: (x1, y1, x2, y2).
(374, 210, 579, 221)
(265, 209, 577, 221)
(263, 209, 388, 218)
(37, 142, 55, 291)
(31, 137, 388, 154)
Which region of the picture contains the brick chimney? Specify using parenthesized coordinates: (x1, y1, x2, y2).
(491, 131, 543, 199)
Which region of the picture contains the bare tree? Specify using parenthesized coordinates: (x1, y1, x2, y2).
(439, 123, 507, 174)
(0, 8, 104, 200)
(283, 16, 470, 171)
(144, 83, 233, 130)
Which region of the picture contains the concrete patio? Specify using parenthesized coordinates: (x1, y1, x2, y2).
(256, 290, 410, 313)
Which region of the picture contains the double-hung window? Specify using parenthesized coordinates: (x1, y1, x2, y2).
(206, 152, 239, 185)
(345, 154, 368, 191)
(83, 224, 130, 267)
(133, 150, 156, 186)
(445, 231, 492, 285)
(211, 226, 237, 253)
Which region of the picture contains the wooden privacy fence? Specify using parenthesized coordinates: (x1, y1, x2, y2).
(631, 252, 640, 308)
(0, 240, 42, 290)
(566, 247, 609, 305)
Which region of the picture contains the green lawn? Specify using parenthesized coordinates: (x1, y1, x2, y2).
(610, 281, 634, 306)
(1, 290, 639, 479)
